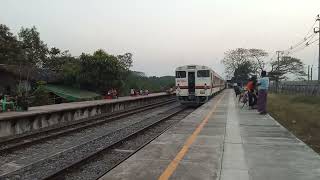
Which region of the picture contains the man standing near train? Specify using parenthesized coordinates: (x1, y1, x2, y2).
(257, 71, 269, 114)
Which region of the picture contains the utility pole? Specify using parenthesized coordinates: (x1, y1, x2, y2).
(311, 65, 313, 81)
(314, 14, 320, 82)
(308, 65, 310, 81)
(275, 51, 282, 92)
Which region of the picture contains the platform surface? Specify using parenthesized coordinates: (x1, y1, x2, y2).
(99, 89, 320, 180)
(0, 93, 167, 121)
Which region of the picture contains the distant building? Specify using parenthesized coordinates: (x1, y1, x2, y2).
(0, 64, 60, 95)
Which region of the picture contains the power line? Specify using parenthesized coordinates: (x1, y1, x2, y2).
(269, 17, 319, 65)
(282, 19, 318, 54)
(284, 33, 316, 53)
(289, 38, 319, 54)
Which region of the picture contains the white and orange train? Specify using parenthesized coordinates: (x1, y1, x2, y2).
(175, 65, 225, 105)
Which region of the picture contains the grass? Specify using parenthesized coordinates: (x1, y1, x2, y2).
(267, 93, 320, 153)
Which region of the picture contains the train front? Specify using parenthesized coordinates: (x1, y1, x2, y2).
(175, 65, 212, 105)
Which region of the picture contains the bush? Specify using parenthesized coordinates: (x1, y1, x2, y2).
(30, 81, 51, 106)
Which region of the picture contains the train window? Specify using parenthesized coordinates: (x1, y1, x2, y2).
(176, 71, 186, 78)
(197, 70, 210, 77)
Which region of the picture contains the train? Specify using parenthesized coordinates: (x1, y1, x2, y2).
(175, 65, 225, 105)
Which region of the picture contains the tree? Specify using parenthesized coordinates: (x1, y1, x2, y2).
(268, 56, 306, 81)
(61, 58, 81, 86)
(0, 24, 23, 64)
(222, 48, 269, 78)
(49, 47, 61, 56)
(121, 71, 175, 95)
(248, 49, 268, 72)
(222, 48, 251, 76)
(30, 81, 51, 106)
(222, 48, 260, 84)
(78, 49, 130, 92)
(43, 47, 75, 72)
(232, 61, 254, 84)
(18, 26, 48, 67)
(117, 53, 133, 70)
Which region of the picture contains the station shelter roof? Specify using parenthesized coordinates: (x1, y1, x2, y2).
(44, 84, 101, 102)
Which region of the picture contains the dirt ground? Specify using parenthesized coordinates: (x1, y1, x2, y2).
(267, 93, 320, 153)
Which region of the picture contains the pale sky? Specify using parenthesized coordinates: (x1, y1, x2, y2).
(0, 0, 319, 78)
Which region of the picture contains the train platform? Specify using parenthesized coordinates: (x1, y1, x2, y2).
(0, 92, 172, 138)
(0, 93, 167, 121)
(100, 89, 320, 180)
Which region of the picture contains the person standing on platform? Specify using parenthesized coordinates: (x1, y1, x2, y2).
(246, 77, 257, 109)
(234, 83, 241, 97)
(113, 89, 118, 99)
(257, 71, 269, 115)
(130, 89, 135, 96)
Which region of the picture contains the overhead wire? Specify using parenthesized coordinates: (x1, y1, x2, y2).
(284, 33, 316, 53)
(268, 19, 317, 62)
(288, 38, 319, 54)
(282, 20, 318, 55)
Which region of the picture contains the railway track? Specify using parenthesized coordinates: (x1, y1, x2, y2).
(0, 103, 195, 180)
(46, 107, 194, 180)
(0, 98, 176, 154)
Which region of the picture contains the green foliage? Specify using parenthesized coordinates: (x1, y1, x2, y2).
(223, 48, 306, 82)
(0, 24, 23, 64)
(44, 48, 76, 72)
(269, 56, 306, 81)
(77, 49, 129, 92)
(121, 71, 175, 95)
(61, 58, 81, 86)
(0, 25, 48, 66)
(18, 26, 48, 66)
(0, 23, 175, 100)
(222, 48, 268, 79)
(117, 53, 133, 71)
(30, 81, 51, 106)
(232, 61, 254, 83)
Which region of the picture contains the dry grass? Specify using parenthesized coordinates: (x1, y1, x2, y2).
(267, 93, 320, 153)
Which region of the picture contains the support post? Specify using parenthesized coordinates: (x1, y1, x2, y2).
(311, 66, 313, 81)
(314, 14, 320, 82)
(308, 65, 310, 81)
(275, 51, 282, 92)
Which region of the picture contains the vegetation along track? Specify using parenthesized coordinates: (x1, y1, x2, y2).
(0, 98, 176, 154)
(0, 104, 195, 180)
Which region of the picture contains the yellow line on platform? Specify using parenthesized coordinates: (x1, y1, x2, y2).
(158, 93, 225, 180)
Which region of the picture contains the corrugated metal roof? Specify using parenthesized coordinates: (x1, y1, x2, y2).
(44, 84, 101, 101)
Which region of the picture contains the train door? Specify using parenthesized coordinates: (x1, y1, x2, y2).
(188, 72, 195, 95)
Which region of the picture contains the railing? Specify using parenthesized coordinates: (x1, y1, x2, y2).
(269, 82, 320, 96)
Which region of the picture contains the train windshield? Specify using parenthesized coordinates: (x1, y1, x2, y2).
(197, 70, 210, 77)
(176, 71, 186, 78)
